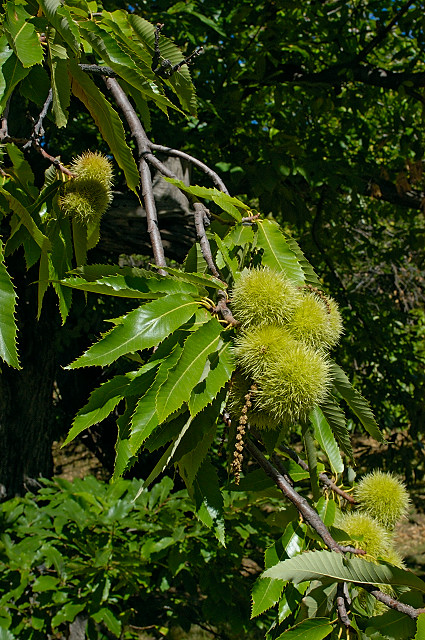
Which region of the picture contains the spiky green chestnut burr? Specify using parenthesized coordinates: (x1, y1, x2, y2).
(71, 151, 114, 191)
(60, 152, 113, 224)
(354, 471, 410, 529)
(253, 338, 331, 426)
(234, 325, 294, 379)
(288, 291, 343, 349)
(338, 512, 392, 558)
(228, 372, 280, 431)
(230, 267, 302, 328)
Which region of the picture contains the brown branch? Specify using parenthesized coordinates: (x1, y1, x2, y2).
(151, 22, 203, 78)
(336, 583, 354, 630)
(356, 0, 416, 62)
(246, 438, 425, 620)
(34, 145, 74, 177)
(280, 445, 356, 504)
(23, 88, 53, 149)
(193, 201, 221, 278)
(214, 290, 240, 327)
(362, 585, 425, 620)
(147, 142, 229, 194)
(245, 438, 342, 553)
(104, 76, 167, 273)
(0, 96, 11, 139)
(79, 63, 117, 77)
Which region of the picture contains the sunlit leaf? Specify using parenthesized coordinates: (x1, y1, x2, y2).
(264, 549, 425, 592)
(330, 362, 385, 443)
(0, 239, 20, 368)
(68, 294, 201, 368)
(156, 317, 223, 422)
(256, 219, 304, 284)
(310, 406, 344, 474)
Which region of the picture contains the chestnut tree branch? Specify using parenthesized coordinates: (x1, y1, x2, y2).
(104, 76, 167, 272)
(280, 445, 356, 504)
(147, 142, 229, 193)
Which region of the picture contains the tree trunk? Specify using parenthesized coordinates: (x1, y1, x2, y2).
(0, 265, 59, 498)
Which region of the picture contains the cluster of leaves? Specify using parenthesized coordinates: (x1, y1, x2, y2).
(0, 474, 282, 639)
(59, 185, 382, 516)
(129, 0, 425, 442)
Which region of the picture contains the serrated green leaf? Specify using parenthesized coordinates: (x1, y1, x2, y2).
(316, 497, 337, 527)
(39, 0, 80, 53)
(0, 239, 20, 368)
(129, 346, 183, 455)
(128, 14, 197, 115)
(214, 232, 239, 277)
(301, 581, 338, 619)
(176, 394, 223, 485)
(265, 522, 307, 569)
(163, 178, 249, 220)
(366, 609, 416, 640)
(0, 188, 51, 251)
(48, 218, 73, 324)
(275, 617, 333, 640)
(48, 38, 70, 128)
(4, 3, 44, 68)
(0, 44, 30, 111)
(256, 219, 304, 284)
(415, 613, 425, 640)
(68, 294, 200, 368)
(183, 242, 208, 273)
(113, 396, 138, 480)
(320, 395, 353, 459)
(285, 235, 321, 286)
(68, 59, 140, 192)
(310, 406, 344, 474)
(5, 143, 36, 196)
(64, 374, 134, 445)
(160, 265, 226, 289)
(189, 339, 234, 416)
(60, 272, 199, 298)
(71, 218, 87, 267)
(156, 317, 223, 422)
(330, 362, 385, 443)
(222, 223, 255, 251)
(37, 246, 50, 319)
(91, 607, 121, 636)
(264, 549, 425, 592)
(80, 21, 181, 115)
(251, 576, 285, 618)
(192, 458, 225, 544)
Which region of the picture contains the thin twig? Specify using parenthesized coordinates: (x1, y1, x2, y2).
(214, 290, 239, 326)
(148, 142, 229, 193)
(34, 144, 74, 177)
(336, 583, 354, 630)
(280, 445, 356, 504)
(23, 89, 53, 149)
(362, 585, 425, 620)
(151, 22, 203, 78)
(0, 96, 11, 140)
(104, 76, 167, 272)
(193, 201, 221, 278)
(79, 63, 117, 77)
